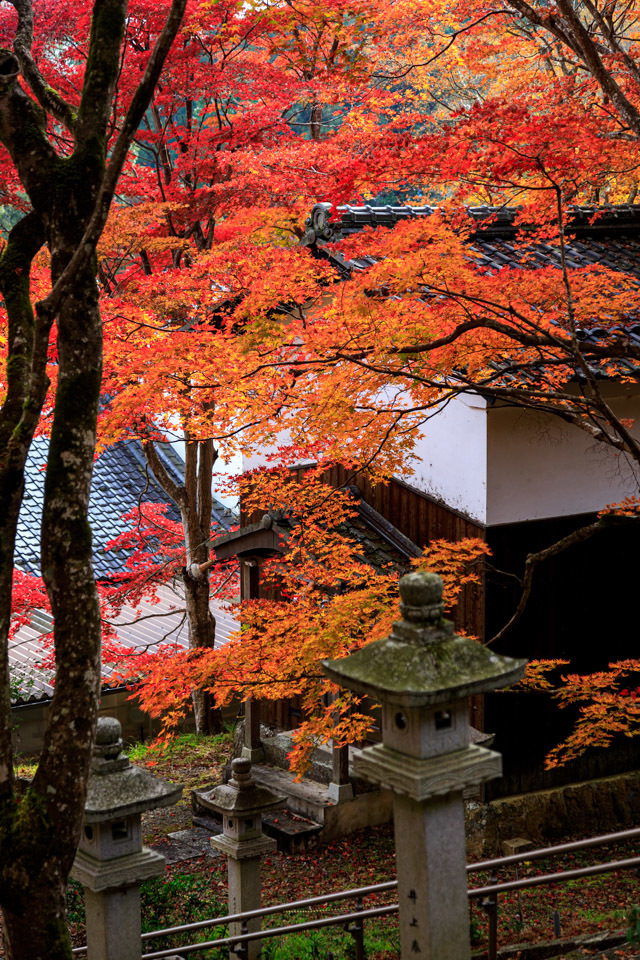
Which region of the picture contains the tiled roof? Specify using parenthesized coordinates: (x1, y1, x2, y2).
(215, 487, 421, 573)
(301, 202, 640, 280)
(9, 582, 239, 705)
(339, 487, 422, 571)
(16, 438, 235, 579)
(301, 202, 640, 383)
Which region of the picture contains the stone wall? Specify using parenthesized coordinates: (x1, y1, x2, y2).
(466, 770, 640, 858)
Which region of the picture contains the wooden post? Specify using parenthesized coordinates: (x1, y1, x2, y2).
(328, 743, 353, 803)
(243, 699, 263, 762)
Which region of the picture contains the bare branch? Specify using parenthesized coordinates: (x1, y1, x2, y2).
(489, 515, 638, 645)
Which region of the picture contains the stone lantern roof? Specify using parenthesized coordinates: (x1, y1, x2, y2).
(323, 571, 526, 707)
(82, 717, 182, 823)
(199, 758, 285, 818)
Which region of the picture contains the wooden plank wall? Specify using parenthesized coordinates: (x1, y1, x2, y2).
(259, 695, 302, 731)
(289, 465, 487, 641)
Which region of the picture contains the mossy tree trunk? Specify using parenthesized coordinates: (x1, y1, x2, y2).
(0, 2, 186, 957)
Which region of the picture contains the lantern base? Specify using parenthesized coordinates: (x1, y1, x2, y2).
(354, 742, 502, 801)
(71, 846, 165, 893)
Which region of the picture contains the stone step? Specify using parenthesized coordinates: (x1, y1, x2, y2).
(250, 763, 393, 843)
(260, 732, 376, 790)
(250, 762, 331, 822)
(262, 809, 323, 853)
(191, 797, 322, 853)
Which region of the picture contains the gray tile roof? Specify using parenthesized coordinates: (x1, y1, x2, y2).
(302, 202, 640, 281)
(305, 201, 640, 241)
(16, 437, 235, 579)
(301, 202, 640, 383)
(10, 582, 239, 705)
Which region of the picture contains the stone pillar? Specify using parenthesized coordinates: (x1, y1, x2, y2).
(323, 571, 527, 960)
(71, 717, 182, 960)
(199, 758, 285, 960)
(83, 886, 143, 960)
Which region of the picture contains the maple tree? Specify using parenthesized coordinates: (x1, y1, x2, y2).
(0, 1, 187, 956)
(105, 2, 640, 768)
(6, 0, 640, 807)
(91, 0, 640, 771)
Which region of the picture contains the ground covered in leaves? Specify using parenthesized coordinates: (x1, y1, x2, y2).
(8, 735, 640, 959)
(68, 734, 640, 959)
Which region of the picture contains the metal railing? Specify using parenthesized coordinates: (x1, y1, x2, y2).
(70, 826, 640, 959)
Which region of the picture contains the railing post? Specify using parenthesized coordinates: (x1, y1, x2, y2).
(323, 571, 526, 960)
(198, 758, 285, 960)
(482, 871, 499, 960)
(347, 897, 366, 960)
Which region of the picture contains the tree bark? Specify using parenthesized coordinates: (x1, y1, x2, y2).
(0, 2, 187, 956)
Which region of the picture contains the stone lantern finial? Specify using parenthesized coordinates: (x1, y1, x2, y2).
(398, 569, 445, 624)
(229, 756, 252, 789)
(92, 717, 129, 772)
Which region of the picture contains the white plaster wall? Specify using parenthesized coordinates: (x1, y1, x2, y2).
(408, 395, 488, 524)
(486, 393, 640, 525)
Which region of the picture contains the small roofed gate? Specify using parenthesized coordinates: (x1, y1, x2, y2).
(225, 465, 487, 741)
(238, 464, 486, 640)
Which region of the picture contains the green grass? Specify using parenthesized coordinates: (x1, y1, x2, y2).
(13, 758, 38, 779)
(127, 731, 231, 765)
(261, 912, 399, 960)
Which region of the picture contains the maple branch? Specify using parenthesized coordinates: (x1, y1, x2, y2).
(36, 0, 188, 324)
(373, 11, 514, 80)
(580, 0, 640, 90)
(506, 0, 640, 136)
(489, 514, 638, 646)
(9, 0, 77, 132)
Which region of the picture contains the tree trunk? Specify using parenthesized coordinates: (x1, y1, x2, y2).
(0, 2, 187, 955)
(2, 875, 70, 960)
(183, 570, 218, 734)
(143, 436, 219, 734)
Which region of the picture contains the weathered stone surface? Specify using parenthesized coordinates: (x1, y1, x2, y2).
(355, 742, 502, 801)
(84, 718, 182, 821)
(323, 572, 526, 707)
(465, 770, 640, 858)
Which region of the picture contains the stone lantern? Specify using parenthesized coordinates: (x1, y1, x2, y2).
(199, 757, 285, 960)
(71, 717, 182, 960)
(323, 571, 526, 960)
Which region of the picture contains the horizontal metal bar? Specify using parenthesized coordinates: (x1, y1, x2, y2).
(71, 825, 640, 957)
(141, 880, 399, 941)
(141, 904, 401, 959)
(467, 825, 640, 873)
(468, 854, 640, 898)
(140, 852, 640, 958)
